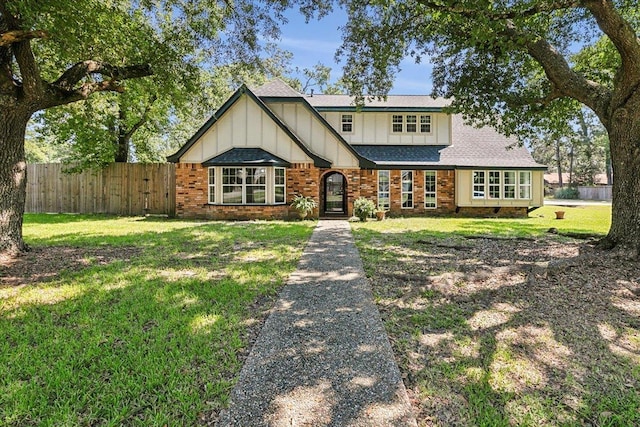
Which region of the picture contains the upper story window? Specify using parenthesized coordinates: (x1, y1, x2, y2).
(391, 114, 433, 134)
(341, 114, 353, 133)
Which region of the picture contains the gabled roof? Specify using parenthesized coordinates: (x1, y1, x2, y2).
(202, 148, 290, 167)
(254, 81, 376, 169)
(166, 85, 331, 167)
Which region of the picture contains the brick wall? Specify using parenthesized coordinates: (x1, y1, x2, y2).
(175, 163, 527, 219)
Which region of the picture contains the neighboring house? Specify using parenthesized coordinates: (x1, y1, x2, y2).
(168, 79, 546, 219)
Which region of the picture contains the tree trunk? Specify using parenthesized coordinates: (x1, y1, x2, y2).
(602, 112, 640, 254)
(555, 139, 564, 188)
(115, 131, 129, 162)
(0, 108, 31, 256)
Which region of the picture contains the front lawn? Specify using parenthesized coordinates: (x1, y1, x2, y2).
(0, 215, 315, 426)
(352, 205, 640, 426)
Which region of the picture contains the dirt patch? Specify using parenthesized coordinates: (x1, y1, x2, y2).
(0, 246, 141, 287)
(362, 236, 640, 426)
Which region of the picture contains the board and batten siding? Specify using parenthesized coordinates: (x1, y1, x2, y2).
(455, 169, 544, 207)
(321, 111, 451, 146)
(179, 94, 314, 164)
(264, 102, 360, 168)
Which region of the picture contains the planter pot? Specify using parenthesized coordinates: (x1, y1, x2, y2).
(555, 211, 565, 220)
(376, 211, 386, 221)
(298, 211, 308, 219)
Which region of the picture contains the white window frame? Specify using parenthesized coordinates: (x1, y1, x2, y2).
(420, 115, 432, 133)
(424, 170, 437, 209)
(519, 171, 532, 199)
(401, 170, 414, 208)
(222, 167, 267, 205)
(391, 114, 433, 134)
(341, 114, 353, 133)
(504, 171, 516, 199)
(208, 167, 215, 204)
(275, 167, 286, 204)
(377, 170, 390, 210)
(488, 170, 501, 199)
(472, 170, 533, 200)
(473, 171, 486, 199)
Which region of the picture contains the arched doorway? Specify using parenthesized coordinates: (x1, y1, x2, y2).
(323, 172, 347, 215)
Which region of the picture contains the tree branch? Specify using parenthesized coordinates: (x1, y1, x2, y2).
(124, 94, 157, 141)
(53, 61, 152, 92)
(43, 63, 152, 109)
(415, 0, 579, 20)
(582, 0, 640, 104)
(503, 22, 611, 119)
(0, 29, 47, 47)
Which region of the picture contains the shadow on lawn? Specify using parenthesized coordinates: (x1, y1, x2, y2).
(0, 220, 313, 425)
(354, 227, 640, 426)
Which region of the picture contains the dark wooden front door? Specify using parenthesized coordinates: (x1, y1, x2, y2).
(324, 172, 346, 215)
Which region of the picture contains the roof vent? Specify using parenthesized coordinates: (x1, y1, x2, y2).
(310, 88, 314, 97)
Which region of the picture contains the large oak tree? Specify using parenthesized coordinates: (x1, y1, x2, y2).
(0, 0, 285, 256)
(291, 0, 640, 254)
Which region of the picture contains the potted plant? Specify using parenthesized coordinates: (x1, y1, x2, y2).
(353, 197, 376, 222)
(375, 208, 387, 221)
(290, 194, 317, 219)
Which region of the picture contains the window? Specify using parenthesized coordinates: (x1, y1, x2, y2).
(275, 168, 286, 204)
(406, 115, 417, 133)
(473, 171, 486, 199)
(472, 170, 533, 200)
(401, 170, 413, 208)
(424, 171, 437, 209)
(377, 170, 390, 210)
(208, 167, 215, 204)
(245, 167, 266, 203)
(391, 114, 433, 133)
(222, 167, 266, 204)
(420, 115, 432, 133)
(222, 167, 243, 204)
(504, 171, 516, 199)
(341, 114, 353, 133)
(519, 171, 532, 199)
(488, 171, 501, 199)
(392, 115, 404, 133)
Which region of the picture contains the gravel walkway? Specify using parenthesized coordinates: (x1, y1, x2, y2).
(216, 220, 417, 426)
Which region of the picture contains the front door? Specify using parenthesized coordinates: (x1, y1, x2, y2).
(324, 172, 347, 215)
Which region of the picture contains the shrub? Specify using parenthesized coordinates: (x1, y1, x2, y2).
(353, 197, 376, 221)
(554, 187, 580, 199)
(290, 194, 317, 218)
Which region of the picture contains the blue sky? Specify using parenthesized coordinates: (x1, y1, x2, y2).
(277, 8, 434, 95)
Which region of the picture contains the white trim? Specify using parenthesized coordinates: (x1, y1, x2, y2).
(424, 170, 437, 209)
(401, 170, 414, 208)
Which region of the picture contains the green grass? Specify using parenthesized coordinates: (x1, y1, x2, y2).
(352, 205, 640, 426)
(1, 214, 315, 426)
(351, 205, 611, 238)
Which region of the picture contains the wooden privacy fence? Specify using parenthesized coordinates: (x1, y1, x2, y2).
(578, 185, 612, 201)
(26, 163, 176, 216)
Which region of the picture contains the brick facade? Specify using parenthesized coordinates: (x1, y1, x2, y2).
(175, 163, 527, 219)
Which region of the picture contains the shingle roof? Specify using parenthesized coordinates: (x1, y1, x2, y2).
(202, 148, 290, 167)
(350, 116, 545, 169)
(351, 145, 447, 167)
(305, 94, 447, 111)
(252, 78, 303, 98)
(441, 115, 545, 168)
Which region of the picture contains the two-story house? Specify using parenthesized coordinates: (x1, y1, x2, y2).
(168, 79, 545, 219)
